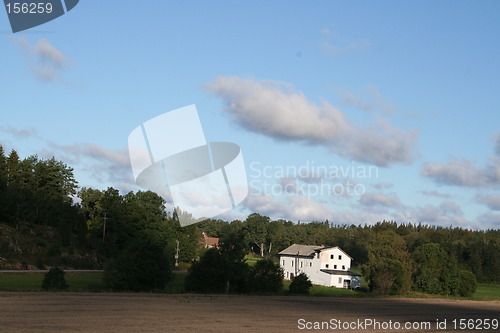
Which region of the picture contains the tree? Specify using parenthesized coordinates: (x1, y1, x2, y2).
(289, 273, 312, 295)
(103, 238, 172, 291)
(6, 149, 21, 187)
(186, 230, 249, 294)
(185, 248, 231, 293)
(0, 145, 6, 190)
(362, 230, 412, 295)
(412, 243, 459, 295)
(244, 213, 269, 256)
(248, 259, 283, 293)
(0, 146, 7, 221)
(42, 266, 69, 291)
(457, 270, 477, 297)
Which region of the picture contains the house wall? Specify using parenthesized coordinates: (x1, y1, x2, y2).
(328, 274, 361, 289)
(280, 247, 355, 288)
(280, 255, 314, 280)
(318, 247, 351, 271)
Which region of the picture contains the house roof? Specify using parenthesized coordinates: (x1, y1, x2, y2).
(320, 269, 361, 277)
(278, 244, 323, 257)
(278, 243, 353, 259)
(201, 232, 219, 247)
(205, 237, 219, 247)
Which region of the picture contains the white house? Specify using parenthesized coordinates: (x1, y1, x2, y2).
(278, 244, 361, 289)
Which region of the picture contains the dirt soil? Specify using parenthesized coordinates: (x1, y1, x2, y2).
(0, 292, 498, 332)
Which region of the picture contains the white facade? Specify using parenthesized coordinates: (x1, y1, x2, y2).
(279, 244, 361, 289)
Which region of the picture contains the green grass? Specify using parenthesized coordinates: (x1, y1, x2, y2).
(2, 270, 499, 301)
(0, 273, 43, 291)
(244, 254, 262, 267)
(309, 284, 366, 297)
(282, 280, 367, 297)
(0, 272, 104, 292)
(0, 271, 186, 293)
(65, 273, 104, 292)
(473, 284, 500, 300)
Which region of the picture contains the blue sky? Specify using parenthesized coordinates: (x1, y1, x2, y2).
(1, 1, 499, 229)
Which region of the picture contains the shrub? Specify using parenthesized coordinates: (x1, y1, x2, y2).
(185, 247, 249, 294)
(42, 266, 68, 291)
(103, 239, 172, 291)
(456, 270, 477, 297)
(248, 259, 283, 293)
(289, 273, 312, 295)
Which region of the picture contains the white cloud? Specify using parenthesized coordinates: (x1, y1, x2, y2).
(244, 194, 332, 222)
(359, 192, 402, 208)
(477, 194, 500, 211)
(206, 76, 418, 167)
(44, 141, 135, 192)
(477, 212, 500, 229)
(421, 158, 500, 188)
(331, 209, 393, 226)
(420, 190, 452, 199)
(278, 177, 300, 194)
(8, 36, 72, 82)
(0, 126, 38, 139)
(371, 182, 394, 190)
(410, 201, 471, 227)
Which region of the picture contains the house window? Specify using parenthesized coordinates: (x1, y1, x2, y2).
(330, 255, 334, 259)
(300, 261, 303, 268)
(334, 265, 337, 269)
(326, 264, 329, 268)
(338, 255, 342, 260)
(282, 260, 285, 266)
(291, 261, 293, 267)
(338, 277, 342, 284)
(310, 262, 312, 267)
(342, 265, 345, 270)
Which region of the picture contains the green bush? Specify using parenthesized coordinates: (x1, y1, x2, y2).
(185, 248, 249, 293)
(457, 270, 477, 297)
(103, 239, 172, 291)
(42, 266, 68, 291)
(289, 273, 312, 295)
(248, 259, 283, 293)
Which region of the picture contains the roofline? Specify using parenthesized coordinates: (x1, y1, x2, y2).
(277, 244, 354, 260)
(278, 253, 315, 258)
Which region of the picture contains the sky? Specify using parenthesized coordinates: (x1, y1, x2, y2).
(1, 1, 499, 229)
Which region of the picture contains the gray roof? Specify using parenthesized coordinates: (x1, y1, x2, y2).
(278, 244, 323, 257)
(278, 243, 353, 260)
(320, 269, 361, 277)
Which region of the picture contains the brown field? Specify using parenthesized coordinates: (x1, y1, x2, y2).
(0, 292, 498, 332)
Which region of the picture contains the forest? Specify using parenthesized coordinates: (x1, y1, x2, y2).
(0, 145, 499, 295)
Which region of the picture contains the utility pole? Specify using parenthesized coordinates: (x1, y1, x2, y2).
(102, 211, 108, 242)
(175, 239, 179, 267)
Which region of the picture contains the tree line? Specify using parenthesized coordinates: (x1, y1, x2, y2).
(0, 146, 498, 295)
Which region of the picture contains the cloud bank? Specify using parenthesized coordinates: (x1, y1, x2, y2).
(205, 76, 418, 167)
